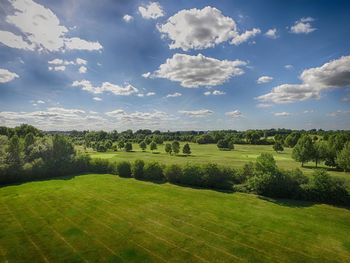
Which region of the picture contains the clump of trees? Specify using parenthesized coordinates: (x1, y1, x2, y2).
(217, 139, 234, 151)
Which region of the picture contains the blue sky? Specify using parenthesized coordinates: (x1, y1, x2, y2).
(0, 0, 349, 131)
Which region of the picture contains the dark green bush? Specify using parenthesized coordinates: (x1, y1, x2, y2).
(143, 162, 165, 181)
(89, 158, 112, 173)
(202, 163, 233, 190)
(132, 160, 145, 179)
(165, 164, 183, 183)
(116, 161, 132, 177)
(181, 163, 204, 187)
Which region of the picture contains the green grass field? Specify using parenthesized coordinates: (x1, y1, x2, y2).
(0, 174, 350, 262)
(87, 143, 350, 186)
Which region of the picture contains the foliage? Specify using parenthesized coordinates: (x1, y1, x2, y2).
(124, 142, 132, 152)
(273, 141, 284, 153)
(164, 164, 183, 183)
(182, 143, 191, 155)
(336, 142, 350, 172)
(164, 143, 172, 155)
(116, 161, 132, 177)
(139, 141, 147, 151)
(172, 141, 180, 155)
(150, 141, 157, 152)
(132, 160, 145, 179)
(292, 135, 315, 166)
(143, 162, 165, 181)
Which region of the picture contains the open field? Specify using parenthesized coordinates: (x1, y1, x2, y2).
(87, 143, 350, 186)
(0, 174, 350, 262)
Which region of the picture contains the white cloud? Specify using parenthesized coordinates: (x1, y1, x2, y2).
(231, 28, 261, 46)
(256, 103, 272, 108)
(341, 95, 350, 102)
(105, 109, 174, 125)
(179, 109, 213, 117)
(303, 110, 314, 114)
(76, 58, 87, 65)
(138, 2, 164, 19)
(204, 90, 226, 96)
(264, 28, 278, 39)
(49, 65, 66, 71)
(158, 7, 236, 51)
(257, 76, 273, 84)
(142, 72, 151, 78)
(166, 92, 182, 98)
(72, 80, 139, 96)
(79, 66, 87, 74)
(0, 30, 34, 50)
(257, 55, 350, 104)
(284, 64, 294, 70)
(0, 0, 102, 52)
(37, 100, 45, 104)
(0, 68, 19, 83)
(151, 53, 246, 88)
(158, 6, 260, 51)
(0, 107, 110, 130)
(64, 37, 102, 51)
(146, 92, 156, 96)
(290, 17, 316, 34)
(225, 110, 242, 118)
(327, 110, 350, 117)
(274, 112, 291, 117)
(123, 14, 134, 23)
(93, 97, 102, 101)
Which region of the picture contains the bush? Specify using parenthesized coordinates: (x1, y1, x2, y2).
(143, 162, 165, 181)
(303, 170, 350, 205)
(181, 163, 204, 187)
(202, 163, 233, 190)
(132, 160, 145, 179)
(124, 142, 132, 152)
(89, 158, 112, 173)
(165, 164, 183, 183)
(116, 161, 132, 177)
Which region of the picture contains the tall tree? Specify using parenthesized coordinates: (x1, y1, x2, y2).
(165, 143, 172, 155)
(5, 135, 22, 170)
(150, 141, 157, 152)
(292, 135, 315, 167)
(273, 142, 284, 153)
(336, 142, 350, 172)
(139, 141, 147, 151)
(182, 143, 191, 155)
(172, 141, 180, 155)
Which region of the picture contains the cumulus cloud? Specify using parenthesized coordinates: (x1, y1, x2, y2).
(274, 112, 291, 117)
(157, 6, 260, 51)
(105, 109, 174, 125)
(123, 14, 134, 23)
(256, 103, 272, 108)
(142, 72, 151, 78)
(0, 107, 108, 130)
(256, 55, 350, 104)
(264, 28, 278, 39)
(79, 66, 87, 74)
(204, 90, 226, 96)
(93, 97, 102, 101)
(146, 92, 156, 96)
(150, 53, 246, 88)
(48, 65, 65, 71)
(0, 68, 19, 83)
(179, 109, 213, 117)
(257, 76, 273, 84)
(231, 28, 261, 46)
(166, 92, 182, 98)
(225, 110, 242, 118)
(290, 17, 316, 34)
(0, 0, 102, 52)
(284, 64, 294, 70)
(72, 80, 139, 96)
(138, 2, 164, 19)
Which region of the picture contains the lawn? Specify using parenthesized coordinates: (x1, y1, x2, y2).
(0, 174, 350, 262)
(87, 143, 350, 186)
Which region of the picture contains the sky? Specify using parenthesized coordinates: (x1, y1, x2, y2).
(0, 0, 350, 131)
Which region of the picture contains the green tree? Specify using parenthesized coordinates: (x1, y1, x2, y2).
(165, 143, 172, 155)
(273, 141, 284, 153)
(5, 135, 22, 170)
(117, 141, 125, 150)
(150, 141, 157, 152)
(336, 142, 350, 171)
(182, 143, 191, 155)
(255, 153, 278, 175)
(172, 141, 180, 155)
(284, 132, 301, 148)
(139, 141, 147, 151)
(292, 135, 315, 167)
(124, 142, 132, 152)
(24, 132, 35, 158)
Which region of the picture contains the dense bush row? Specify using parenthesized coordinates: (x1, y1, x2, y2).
(87, 154, 350, 206)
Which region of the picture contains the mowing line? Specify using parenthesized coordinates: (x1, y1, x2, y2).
(67, 197, 211, 263)
(1, 202, 50, 263)
(37, 200, 168, 262)
(24, 204, 90, 263)
(36, 200, 125, 263)
(80, 181, 349, 261)
(79, 190, 246, 263)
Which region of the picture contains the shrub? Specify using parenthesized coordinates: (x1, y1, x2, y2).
(202, 163, 233, 190)
(255, 153, 278, 175)
(116, 161, 132, 177)
(124, 142, 132, 152)
(165, 164, 183, 183)
(143, 162, 165, 181)
(89, 158, 112, 173)
(181, 163, 204, 187)
(303, 170, 350, 205)
(132, 160, 145, 179)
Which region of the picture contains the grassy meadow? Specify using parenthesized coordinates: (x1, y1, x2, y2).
(87, 143, 350, 186)
(0, 174, 350, 263)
